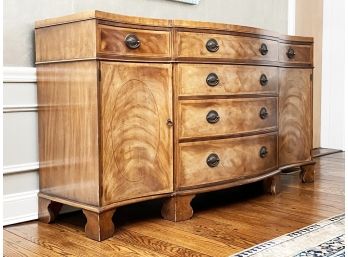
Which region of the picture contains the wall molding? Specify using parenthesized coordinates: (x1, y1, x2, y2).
(3, 190, 39, 226)
(3, 66, 37, 83)
(3, 105, 38, 113)
(3, 162, 39, 175)
(3, 190, 78, 226)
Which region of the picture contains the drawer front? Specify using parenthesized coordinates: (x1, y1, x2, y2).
(176, 64, 278, 97)
(178, 133, 278, 188)
(279, 43, 313, 64)
(97, 25, 171, 59)
(176, 31, 278, 62)
(179, 97, 278, 139)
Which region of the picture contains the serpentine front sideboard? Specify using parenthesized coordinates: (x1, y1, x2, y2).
(35, 11, 315, 241)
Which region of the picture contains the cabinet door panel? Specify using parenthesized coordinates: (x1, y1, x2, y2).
(100, 62, 173, 205)
(279, 68, 312, 166)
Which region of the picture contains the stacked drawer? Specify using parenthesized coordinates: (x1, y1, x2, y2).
(174, 31, 279, 190)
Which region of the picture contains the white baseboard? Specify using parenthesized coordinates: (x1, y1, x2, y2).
(3, 190, 79, 226)
(3, 190, 39, 226)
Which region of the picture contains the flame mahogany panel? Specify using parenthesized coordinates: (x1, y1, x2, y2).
(279, 68, 312, 166)
(279, 43, 313, 65)
(176, 64, 278, 97)
(97, 25, 171, 60)
(178, 97, 278, 140)
(175, 31, 278, 62)
(177, 133, 278, 189)
(100, 62, 173, 205)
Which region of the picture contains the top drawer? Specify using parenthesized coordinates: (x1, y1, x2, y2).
(97, 25, 171, 59)
(175, 31, 278, 62)
(279, 43, 313, 65)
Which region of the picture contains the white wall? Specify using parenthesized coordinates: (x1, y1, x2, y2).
(321, 0, 345, 150)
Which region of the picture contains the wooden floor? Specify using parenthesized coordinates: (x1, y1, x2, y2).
(4, 152, 345, 257)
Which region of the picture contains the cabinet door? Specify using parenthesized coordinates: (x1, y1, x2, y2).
(100, 62, 173, 205)
(279, 68, 312, 166)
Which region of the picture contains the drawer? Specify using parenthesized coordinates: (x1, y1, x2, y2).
(176, 31, 278, 62)
(97, 25, 171, 59)
(279, 43, 313, 64)
(176, 64, 278, 97)
(178, 133, 278, 188)
(178, 97, 278, 140)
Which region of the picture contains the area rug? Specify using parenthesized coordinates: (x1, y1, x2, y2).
(231, 213, 345, 257)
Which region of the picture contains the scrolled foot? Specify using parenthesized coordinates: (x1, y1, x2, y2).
(82, 209, 116, 241)
(38, 197, 63, 223)
(161, 194, 195, 222)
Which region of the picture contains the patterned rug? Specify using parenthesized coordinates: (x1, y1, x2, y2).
(231, 213, 345, 257)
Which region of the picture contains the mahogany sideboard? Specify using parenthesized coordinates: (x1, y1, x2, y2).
(35, 10, 315, 241)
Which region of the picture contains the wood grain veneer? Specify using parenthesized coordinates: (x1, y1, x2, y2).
(35, 10, 172, 28)
(37, 61, 100, 206)
(35, 10, 314, 241)
(178, 98, 278, 140)
(279, 43, 313, 65)
(176, 64, 278, 97)
(100, 62, 173, 205)
(97, 25, 171, 60)
(177, 133, 278, 189)
(175, 31, 278, 62)
(35, 20, 97, 63)
(279, 68, 312, 166)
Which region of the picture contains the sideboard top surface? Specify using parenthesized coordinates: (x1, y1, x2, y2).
(35, 10, 313, 43)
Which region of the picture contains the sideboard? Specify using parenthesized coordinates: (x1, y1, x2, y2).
(35, 11, 315, 241)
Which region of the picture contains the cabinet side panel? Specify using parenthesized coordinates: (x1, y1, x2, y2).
(279, 68, 312, 166)
(37, 61, 100, 205)
(35, 19, 96, 63)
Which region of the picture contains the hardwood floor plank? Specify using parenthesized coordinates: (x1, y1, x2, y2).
(6, 222, 164, 257)
(53, 216, 210, 257)
(4, 230, 61, 257)
(124, 221, 240, 256)
(115, 229, 211, 257)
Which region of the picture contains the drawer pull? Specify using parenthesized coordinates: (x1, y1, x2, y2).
(287, 47, 296, 59)
(259, 146, 268, 158)
(206, 110, 220, 124)
(124, 34, 141, 49)
(206, 38, 219, 52)
(206, 153, 220, 167)
(259, 107, 268, 119)
(260, 74, 268, 86)
(259, 43, 268, 55)
(206, 73, 219, 87)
